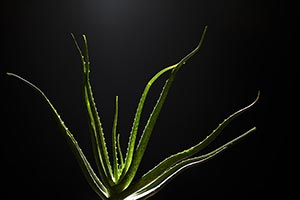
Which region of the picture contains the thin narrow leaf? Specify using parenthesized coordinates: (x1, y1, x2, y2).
(6, 72, 109, 199)
(112, 96, 119, 181)
(117, 26, 208, 191)
(129, 92, 259, 192)
(121, 64, 178, 176)
(117, 133, 124, 169)
(123, 127, 256, 200)
(72, 34, 114, 185)
(72, 33, 108, 184)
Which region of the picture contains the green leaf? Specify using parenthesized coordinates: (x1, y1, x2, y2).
(121, 64, 178, 178)
(112, 96, 119, 181)
(123, 127, 256, 200)
(72, 34, 114, 187)
(117, 26, 208, 191)
(126, 91, 259, 195)
(117, 133, 125, 170)
(6, 72, 109, 199)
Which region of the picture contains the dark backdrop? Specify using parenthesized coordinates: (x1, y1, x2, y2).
(1, 0, 294, 199)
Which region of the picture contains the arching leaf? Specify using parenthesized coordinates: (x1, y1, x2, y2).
(6, 72, 109, 199)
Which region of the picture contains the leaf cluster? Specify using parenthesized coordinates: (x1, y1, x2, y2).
(7, 26, 259, 200)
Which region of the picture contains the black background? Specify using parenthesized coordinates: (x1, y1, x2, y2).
(1, 0, 294, 199)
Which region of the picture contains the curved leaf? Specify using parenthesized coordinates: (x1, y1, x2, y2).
(121, 64, 177, 178)
(126, 91, 259, 194)
(72, 34, 114, 187)
(112, 96, 119, 181)
(123, 127, 256, 200)
(6, 72, 109, 199)
(116, 25, 208, 191)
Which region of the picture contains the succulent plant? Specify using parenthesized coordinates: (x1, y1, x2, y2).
(7, 26, 259, 199)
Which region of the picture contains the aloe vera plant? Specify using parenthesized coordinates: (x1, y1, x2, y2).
(7, 26, 259, 199)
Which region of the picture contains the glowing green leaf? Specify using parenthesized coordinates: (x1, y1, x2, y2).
(122, 93, 259, 198)
(6, 72, 110, 199)
(112, 96, 119, 181)
(72, 34, 114, 186)
(124, 127, 256, 200)
(116, 26, 208, 191)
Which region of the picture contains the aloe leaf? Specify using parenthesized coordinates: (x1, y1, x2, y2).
(117, 133, 124, 169)
(6, 72, 109, 199)
(128, 91, 259, 193)
(117, 26, 208, 191)
(121, 64, 177, 175)
(72, 34, 114, 185)
(112, 96, 119, 181)
(123, 127, 256, 200)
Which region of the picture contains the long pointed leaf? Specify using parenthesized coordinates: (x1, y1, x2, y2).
(72, 34, 114, 186)
(6, 72, 109, 199)
(112, 96, 119, 181)
(123, 127, 256, 200)
(129, 91, 259, 193)
(117, 26, 208, 191)
(117, 133, 125, 169)
(121, 64, 178, 176)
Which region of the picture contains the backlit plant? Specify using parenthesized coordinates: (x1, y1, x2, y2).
(7, 26, 259, 200)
